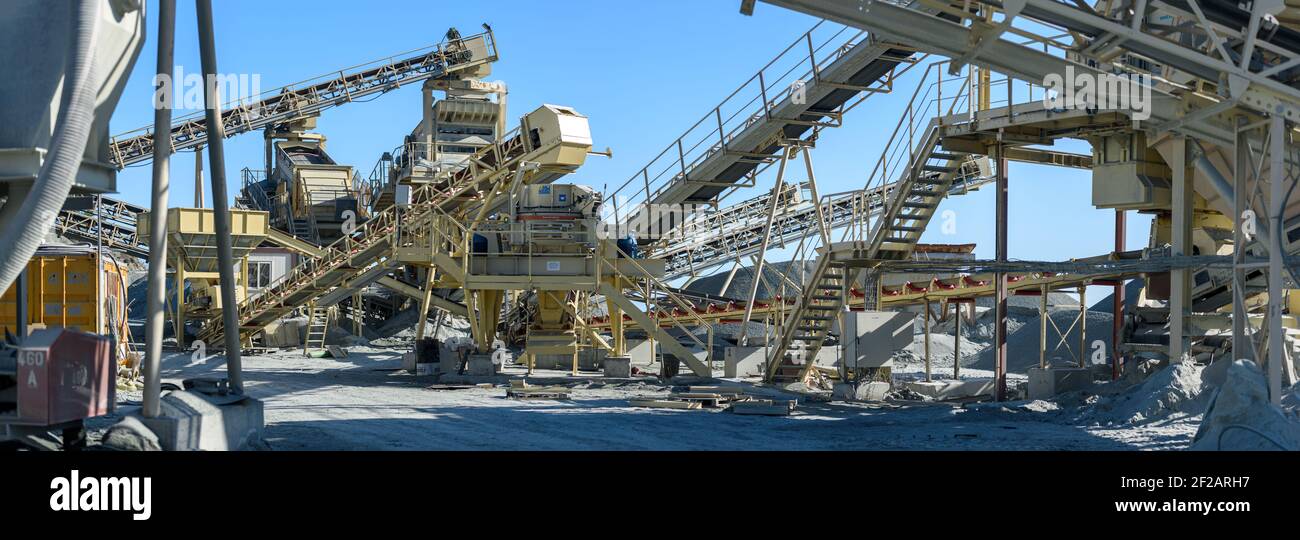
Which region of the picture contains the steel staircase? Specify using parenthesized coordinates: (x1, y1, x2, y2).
(866, 119, 971, 260)
(610, 20, 921, 240)
(766, 256, 850, 383)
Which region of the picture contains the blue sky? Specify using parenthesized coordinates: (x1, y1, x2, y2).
(109, 0, 1152, 274)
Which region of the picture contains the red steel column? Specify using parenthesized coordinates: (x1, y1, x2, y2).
(1113, 209, 1125, 380)
(994, 144, 1008, 401)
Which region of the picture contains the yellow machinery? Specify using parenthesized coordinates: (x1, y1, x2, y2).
(0, 246, 132, 342)
(137, 208, 269, 347)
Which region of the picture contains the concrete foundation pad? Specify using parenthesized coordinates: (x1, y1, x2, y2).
(604, 356, 631, 378)
(467, 353, 499, 376)
(833, 381, 891, 402)
(137, 390, 264, 451)
(437, 374, 509, 385)
(1027, 367, 1093, 400)
(904, 378, 996, 401)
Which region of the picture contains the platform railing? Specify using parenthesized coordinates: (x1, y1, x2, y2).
(604, 21, 871, 213)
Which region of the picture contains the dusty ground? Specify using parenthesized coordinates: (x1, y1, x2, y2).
(103, 346, 1200, 450)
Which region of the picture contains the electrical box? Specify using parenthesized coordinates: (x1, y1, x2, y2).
(8, 328, 115, 426)
(841, 311, 916, 369)
(1092, 132, 1171, 210)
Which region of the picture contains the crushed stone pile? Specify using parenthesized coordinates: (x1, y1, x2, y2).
(1081, 362, 1211, 426)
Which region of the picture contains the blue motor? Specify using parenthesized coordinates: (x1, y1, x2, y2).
(472, 233, 489, 254)
(616, 235, 640, 259)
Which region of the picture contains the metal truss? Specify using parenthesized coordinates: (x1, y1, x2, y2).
(109, 29, 498, 169)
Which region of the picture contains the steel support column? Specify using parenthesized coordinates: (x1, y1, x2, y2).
(1268, 114, 1285, 404)
(953, 301, 962, 379)
(1078, 284, 1087, 368)
(1170, 138, 1192, 364)
(1113, 209, 1125, 380)
(1233, 118, 1253, 362)
(197, 0, 244, 391)
(923, 301, 932, 382)
(994, 143, 1008, 401)
(1039, 285, 1047, 369)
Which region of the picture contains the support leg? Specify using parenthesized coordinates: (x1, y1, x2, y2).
(994, 144, 1008, 401)
(923, 301, 932, 382)
(1170, 138, 1192, 364)
(953, 301, 962, 379)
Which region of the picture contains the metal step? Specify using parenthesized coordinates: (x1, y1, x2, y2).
(888, 225, 923, 232)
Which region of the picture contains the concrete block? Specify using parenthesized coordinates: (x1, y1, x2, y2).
(1027, 367, 1093, 399)
(626, 339, 654, 366)
(466, 353, 499, 376)
(604, 356, 631, 378)
(724, 346, 767, 378)
(904, 378, 996, 401)
(415, 363, 437, 376)
(137, 391, 264, 451)
(832, 381, 891, 402)
(402, 352, 418, 373)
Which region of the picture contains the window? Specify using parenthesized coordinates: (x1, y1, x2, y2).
(248, 261, 273, 289)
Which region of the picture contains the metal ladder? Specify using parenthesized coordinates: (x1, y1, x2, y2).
(303, 304, 332, 355)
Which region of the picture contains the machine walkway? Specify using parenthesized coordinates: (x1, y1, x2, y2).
(611, 20, 921, 240)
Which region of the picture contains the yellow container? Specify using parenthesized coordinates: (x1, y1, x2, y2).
(0, 249, 130, 338)
(138, 207, 269, 273)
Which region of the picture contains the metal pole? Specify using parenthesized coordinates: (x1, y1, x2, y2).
(923, 301, 932, 382)
(1039, 285, 1047, 369)
(1113, 209, 1124, 380)
(197, 0, 244, 392)
(1078, 284, 1087, 368)
(15, 269, 27, 340)
(994, 143, 1008, 401)
(144, 0, 176, 418)
(1268, 114, 1285, 404)
(1232, 118, 1250, 362)
(953, 300, 961, 379)
(194, 146, 204, 208)
(1170, 138, 1191, 363)
(739, 146, 792, 346)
